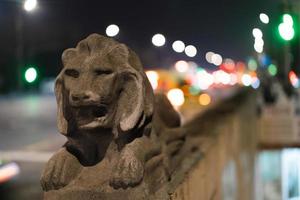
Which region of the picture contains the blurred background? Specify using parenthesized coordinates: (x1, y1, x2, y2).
(1, 0, 300, 199)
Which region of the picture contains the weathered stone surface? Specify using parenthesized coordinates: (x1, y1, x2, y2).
(41, 34, 186, 199)
(40, 33, 258, 199)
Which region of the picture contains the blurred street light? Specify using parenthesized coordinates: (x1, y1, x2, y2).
(184, 45, 197, 57)
(172, 40, 185, 53)
(152, 33, 166, 47)
(205, 51, 214, 63)
(24, 0, 37, 12)
(145, 71, 159, 90)
(199, 93, 211, 106)
(254, 42, 263, 53)
(248, 58, 258, 71)
(259, 13, 269, 24)
(251, 77, 260, 89)
(268, 64, 277, 76)
(278, 14, 295, 41)
(174, 60, 189, 73)
(252, 28, 263, 38)
(167, 88, 185, 107)
(105, 24, 119, 37)
(241, 74, 252, 86)
(25, 67, 38, 83)
(211, 53, 222, 66)
(252, 28, 264, 53)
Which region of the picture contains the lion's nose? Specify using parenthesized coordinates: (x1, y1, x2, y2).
(71, 92, 91, 103)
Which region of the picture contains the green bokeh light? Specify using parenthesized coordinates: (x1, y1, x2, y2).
(268, 64, 277, 76)
(248, 59, 258, 71)
(278, 14, 295, 41)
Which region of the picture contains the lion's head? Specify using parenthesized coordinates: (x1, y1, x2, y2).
(55, 33, 154, 138)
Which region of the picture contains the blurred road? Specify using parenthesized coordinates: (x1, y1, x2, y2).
(0, 94, 65, 200)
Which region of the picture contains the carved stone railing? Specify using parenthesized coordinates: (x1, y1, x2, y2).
(40, 34, 258, 200)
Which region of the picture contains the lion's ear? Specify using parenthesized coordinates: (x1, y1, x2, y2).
(55, 76, 68, 135)
(116, 69, 145, 135)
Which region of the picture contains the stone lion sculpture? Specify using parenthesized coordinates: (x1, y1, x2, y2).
(40, 34, 188, 198)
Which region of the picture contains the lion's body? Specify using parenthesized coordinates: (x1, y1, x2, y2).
(40, 34, 186, 192)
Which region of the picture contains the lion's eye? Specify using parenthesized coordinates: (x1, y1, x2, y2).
(94, 69, 113, 76)
(65, 69, 79, 78)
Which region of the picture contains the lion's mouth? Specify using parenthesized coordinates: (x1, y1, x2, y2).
(73, 105, 108, 129)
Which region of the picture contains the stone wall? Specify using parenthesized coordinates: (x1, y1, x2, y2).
(170, 90, 258, 200)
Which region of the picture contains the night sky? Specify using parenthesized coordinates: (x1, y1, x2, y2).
(0, 0, 284, 90)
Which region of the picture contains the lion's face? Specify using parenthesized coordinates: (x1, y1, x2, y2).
(55, 34, 154, 136)
(62, 54, 120, 130)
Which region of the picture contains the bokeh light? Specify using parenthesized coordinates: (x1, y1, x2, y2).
(25, 67, 37, 83)
(146, 71, 159, 90)
(252, 28, 263, 38)
(230, 73, 238, 85)
(254, 44, 263, 53)
(283, 14, 293, 26)
(172, 40, 185, 53)
(196, 70, 214, 90)
(184, 45, 197, 57)
(248, 59, 258, 71)
(289, 71, 299, 88)
(223, 59, 235, 72)
(174, 60, 189, 73)
(251, 77, 260, 89)
(199, 93, 211, 106)
(213, 70, 230, 85)
(105, 24, 120, 37)
(211, 53, 222, 66)
(278, 23, 294, 41)
(259, 13, 269, 24)
(167, 88, 185, 107)
(241, 74, 252, 86)
(268, 64, 277, 76)
(152, 33, 166, 47)
(24, 0, 37, 12)
(205, 51, 214, 63)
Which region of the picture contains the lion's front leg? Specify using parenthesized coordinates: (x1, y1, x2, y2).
(110, 134, 160, 189)
(40, 147, 82, 191)
(110, 146, 144, 189)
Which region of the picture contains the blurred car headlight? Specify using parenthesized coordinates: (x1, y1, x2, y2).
(0, 161, 20, 184)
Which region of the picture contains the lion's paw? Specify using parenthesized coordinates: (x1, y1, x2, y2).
(110, 151, 144, 189)
(41, 148, 82, 191)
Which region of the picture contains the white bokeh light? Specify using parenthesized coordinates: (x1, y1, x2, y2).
(211, 53, 223, 66)
(167, 88, 185, 107)
(174, 60, 189, 73)
(146, 71, 159, 90)
(255, 37, 264, 47)
(172, 40, 185, 53)
(283, 14, 293, 26)
(25, 67, 37, 83)
(254, 43, 263, 53)
(259, 13, 269, 24)
(196, 70, 214, 90)
(106, 24, 120, 37)
(24, 0, 37, 12)
(241, 74, 252, 86)
(278, 23, 295, 41)
(205, 51, 214, 63)
(152, 33, 166, 47)
(184, 45, 197, 57)
(252, 28, 263, 38)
